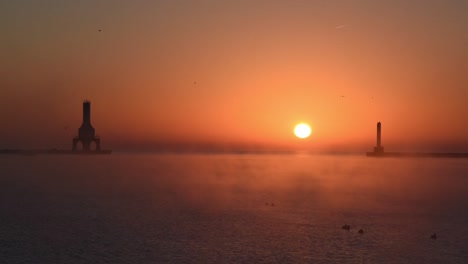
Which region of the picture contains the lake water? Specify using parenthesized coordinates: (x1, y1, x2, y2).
(1, 153, 467, 263)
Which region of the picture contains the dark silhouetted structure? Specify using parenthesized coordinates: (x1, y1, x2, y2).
(73, 101, 101, 151)
(366, 122, 468, 158)
(374, 122, 384, 153)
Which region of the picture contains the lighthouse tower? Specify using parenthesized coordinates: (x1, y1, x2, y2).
(374, 122, 384, 153)
(72, 101, 101, 151)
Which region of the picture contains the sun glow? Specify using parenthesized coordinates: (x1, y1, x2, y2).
(294, 123, 311, 139)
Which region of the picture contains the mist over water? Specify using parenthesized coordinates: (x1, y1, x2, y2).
(1, 154, 467, 263)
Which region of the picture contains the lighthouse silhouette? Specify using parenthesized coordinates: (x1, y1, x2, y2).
(374, 122, 384, 153)
(72, 101, 101, 151)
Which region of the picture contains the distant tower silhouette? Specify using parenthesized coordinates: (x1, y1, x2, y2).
(72, 101, 101, 151)
(374, 122, 384, 153)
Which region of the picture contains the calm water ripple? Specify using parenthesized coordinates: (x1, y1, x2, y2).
(0, 154, 467, 263)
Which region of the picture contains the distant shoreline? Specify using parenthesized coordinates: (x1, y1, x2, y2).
(2, 149, 468, 158)
(366, 152, 468, 158)
(0, 149, 112, 156)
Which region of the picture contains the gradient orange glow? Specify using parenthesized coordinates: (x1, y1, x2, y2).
(1, 1, 467, 151)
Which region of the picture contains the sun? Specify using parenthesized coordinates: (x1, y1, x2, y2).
(294, 123, 312, 139)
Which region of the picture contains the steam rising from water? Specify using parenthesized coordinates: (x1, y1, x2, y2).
(1, 154, 467, 263)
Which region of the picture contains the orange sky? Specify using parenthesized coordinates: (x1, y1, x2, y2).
(1, 1, 467, 151)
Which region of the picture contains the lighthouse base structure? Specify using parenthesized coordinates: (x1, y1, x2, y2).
(373, 146, 384, 153)
(72, 137, 101, 152)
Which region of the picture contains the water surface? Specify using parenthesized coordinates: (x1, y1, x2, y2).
(1, 154, 467, 263)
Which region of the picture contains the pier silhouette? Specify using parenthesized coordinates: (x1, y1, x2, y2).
(366, 122, 468, 158)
